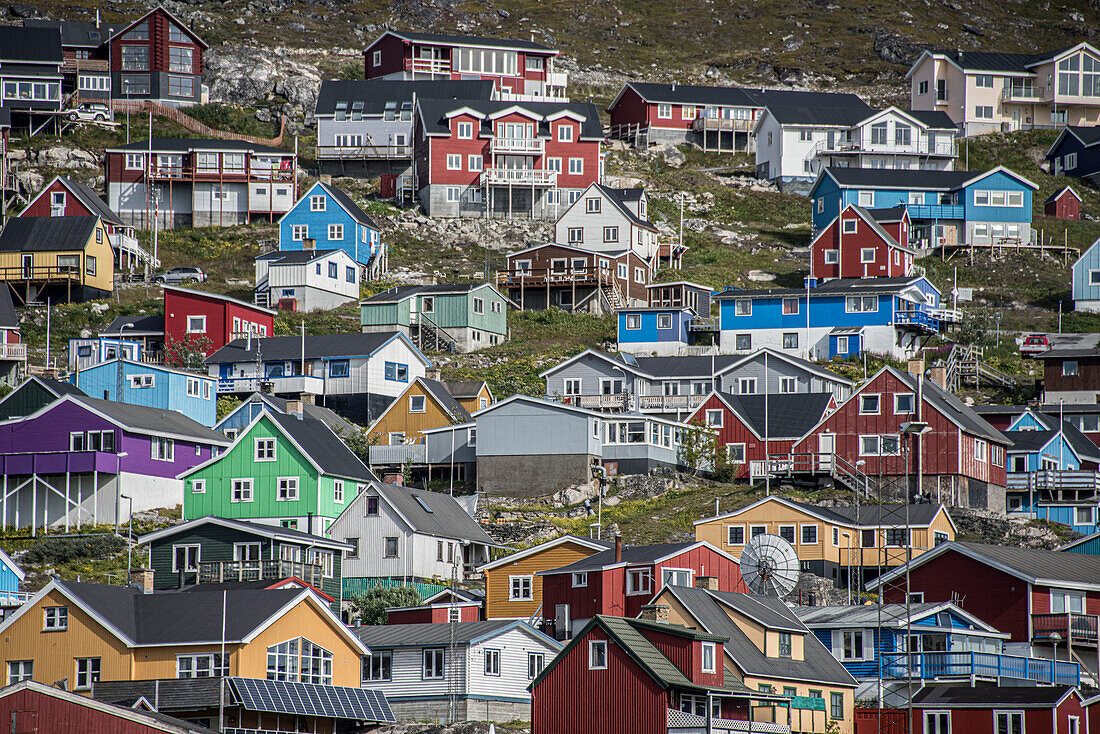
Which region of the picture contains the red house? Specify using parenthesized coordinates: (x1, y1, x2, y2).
(363, 30, 566, 101)
(538, 538, 746, 639)
(0, 679, 215, 734)
(912, 684, 1087, 734)
(108, 6, 207, 106)
(386, 599, 481, 625)
(687, 391, 836, 479)
(789, 366, 1011, 510)
(606, 82, 765, 152)
(413, 98, 603, 219)
(810, 205, 913, 281)
(871, 541, 1100, 670)
(531, 614, 771, 734)
(1045, 186, 1082, 220)
(163, 285, 275, 357)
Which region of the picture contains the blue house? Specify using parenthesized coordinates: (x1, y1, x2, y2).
(615, 307, 699, 355)
(0, 547, 27, 608)
(1045, 126, 1100, 180)
(215, 392, 361, 439)
(795, 602, 1078, 706)
(68, 337, 143, 372)
(1059, 531, 1100, 556)
(810, 166, 1038, 250)
(713, 276, 951, 360)
(69, 360, 218, 427)
(1071, 236, 1100, 313)
(278, 181, 385, 278)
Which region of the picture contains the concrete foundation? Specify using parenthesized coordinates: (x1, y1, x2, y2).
(477, 453, 599, 497)
(387, 697, 531, 724)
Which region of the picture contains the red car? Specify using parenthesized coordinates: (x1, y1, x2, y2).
(1019, 334, 1051, 357)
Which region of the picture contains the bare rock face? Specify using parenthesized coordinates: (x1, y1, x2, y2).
(203, 45, 322, 118)
(873, 32, 933, 66)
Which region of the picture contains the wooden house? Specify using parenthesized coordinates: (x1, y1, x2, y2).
(538, 538, 746, 639)
(1046, 186, 1082, 220)
(103, 6, 206, 106)
(480, 534, 612, 621)
(360, 283, 508, 352)
(694, 496, 956, 588)
(1046, 125, 1100, 181)
(441, 379, 494, 413)
(0, 25, 64, 119)
(70, 359, 216, 425)
(911, 685, 1088, 734)
(163, 285, 274, 357)
(0, 215, 114, 303)
(277, 180, 384, 276)
(356, 619, 561, 722)
(810, 204, 914, 280)
(0, 546, 27, 609)
(0, 375, 84, 421)
(385, 593, 482, 624)
(254, 248, 360, 312)
(365, 376, 471, 449)
(552, 183, 662, 264)
(500, 242, 651, 314)
(1071, 242, 1100, 313)
(1036, 348, 1100, 402)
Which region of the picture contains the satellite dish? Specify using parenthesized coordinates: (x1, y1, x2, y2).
(740, 533, 800, 597)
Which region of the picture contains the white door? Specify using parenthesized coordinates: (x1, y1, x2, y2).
(818, 433, 835, 471)
(555, 604, 571, 638)
(1010, 107, 1022, 131)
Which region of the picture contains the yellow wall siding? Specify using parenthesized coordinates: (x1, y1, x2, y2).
(0, 220, 115, 294)
(369, 382, 459, 443)
(456, 384, 492, 413)
(238, 599, 363, 686)
(485, 541, 601, 619)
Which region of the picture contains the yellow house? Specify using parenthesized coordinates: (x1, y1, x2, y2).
(442, 380, 494, 414)
(651, 585, 858, 734)
(367, 377, 472, 445)
(0, 579, 367, 691)
(479, 534, 612, 620)
(0, 215, 114, 303)
(694, 496, 956, 589)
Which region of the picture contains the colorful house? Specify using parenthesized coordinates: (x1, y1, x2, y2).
(553, 183, 662, 263)
(1048, 126, 1100, 181)
(0, 25, 63, 118)
(0, 393, 229, 531)
(100, 313, 165, 356)
(1071, 239, 1100, 313)
(479, 534, 613, 621)
(911, 685, 1089, 734)
(180, 407, 377, 533)
(214, 392, 359, 441)
(277, 180, 384, 276)
(69, 360, 217, 426)
(360, 283, 508, 352)
(0, 546, 27, 608)
(0, 375, 84, 421)
(364, 376, 471, 453)
(254, 248, 360, 312)
(441, 379, 494, 413)
(605, 82, 766, 151)
(385, 587, 483, 624)
(103, 6, 207, 106)
(1045, 186, 1082, 220)
(1036, 348, 1100, 403)
(163, 285, 274, 358)
(500, 242, 652, 314)
(0, 215, 114, 303)
(538, 538, 746, 639)
(810, 205, 914, 281)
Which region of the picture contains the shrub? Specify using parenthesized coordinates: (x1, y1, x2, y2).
(22, 535, 126, 565)
(350, 585, 422, 625)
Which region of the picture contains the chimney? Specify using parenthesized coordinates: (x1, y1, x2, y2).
(286, 398, 304, 418)
(907, 358, 924, 378)
(639, 604, 670, 623)
(694, 576, 719, 591)
(300, 392, 316, 405)
(384, 472, 404, 486)
(929, 366, 947, 390)
(129, 568, 155, 593)
(425, 366, 442, 380)
(303, 238, 316, 251)
(320, 174, 332, 185)
(95, 8, 100, 27)
(614, 534, 622, 564)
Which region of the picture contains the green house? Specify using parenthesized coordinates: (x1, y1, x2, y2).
(180, 408, 377, 534)
(0, 376, 86, 420)
(360, 283, 507, 353)
(139, 516, 352, 612)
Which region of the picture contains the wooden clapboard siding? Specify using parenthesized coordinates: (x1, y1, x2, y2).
(695, 500, 842, 565)
(368, 380, 459, 444)
(484, 540, 604, 619)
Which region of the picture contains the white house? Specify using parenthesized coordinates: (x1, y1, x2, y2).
(330, 480, 502, 585)
(812, 107, 959, 175)
(355, 619, 562, 722)
(254, 248, 361, 312)
(553, 183, 661, 263)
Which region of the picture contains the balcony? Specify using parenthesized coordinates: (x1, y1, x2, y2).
(215, 374, 325, 395)
(1003, 85, 1049, 102)
(813, 139, 957, 158)
(482, 167, 557, 186)
(408, 58, 451, 76)
(880, 651, 1080, 686)
(368, 443, 427, 465)
(904, 203, 965, 221)
(0, 343, 26, 360)
(548, 393, 627, 410)
(637, 394, 707, 412)
(491, 137, 545, 155)
(692, 117, 755, 133)
(667, 709, 789, 733)
(62, 58, 109, 73)
(1033, 612, 1100, 647)
(893, 309, 940, 332)
(0, 265, 82, 284)
(315, 144, 412, 160)
(0, 590, 33, 606)
(547, 71, 569, 90)
(1007, 470, 1100, 494)
(198, 559, 325, 586)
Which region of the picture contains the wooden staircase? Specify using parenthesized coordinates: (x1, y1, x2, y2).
(601, 281, 626, 312)
(410, 312, 457, 353)
(945, 344, 1015, 391)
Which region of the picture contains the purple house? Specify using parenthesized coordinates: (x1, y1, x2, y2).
(0, 395, 230, 533)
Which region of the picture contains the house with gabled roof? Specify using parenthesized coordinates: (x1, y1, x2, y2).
(0, 375, 84, 421)
(0, 215, 114, 303)
(180, 407, 377, 533)
(1071, 238, 1100, 313)
(254, 248, 360, 312)
(1047, 126, 1100, 182)
(553, 182, 662, 263)
(809, 106, 959, 175)
(0, 25, 64, 118)
(0, 545, 27, 609)
(653, 586, 858, 734)
(356, 619, 562, 722)
(363, 377, 471, 463)
(500, 241, 651, 314)
(911, 685, 1089, 734)
(214, 392, 359, 441)
(68, 358, 216, 426)
(102, 6, 207, 107)
(1045, 185, 1083, 220)
(360, 283, 508, 352)
(277, 180, 384, 276)
(385, 587, 484, 624)
(531, 614, 779, 734)
(694, 495, 956, 587)
(441, 379, 494, 413)
(163, 285, 275, 358)
(538, 538, 746, 638)
(810, 204, 915, 280)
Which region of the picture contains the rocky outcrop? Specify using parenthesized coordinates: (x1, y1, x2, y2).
(203, 45, 324, 120)
(383, 208, 553, 254)
(873, 32, 933, 66)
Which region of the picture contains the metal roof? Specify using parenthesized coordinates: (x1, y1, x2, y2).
(541, 541, 699, 574)
(756, 89, 874, 126)
(102, 313, 165, 335)
(0, 216, 99, 252)
(315, 79, 494, 117)
(715, 392, 834, 439)
(68, 394, 229, 444)
(139, 515, 353, 551)
(256, 249, 342, 265)
(821, 167, 976, 190)
(354, 619, 544, 648)
(206, 331, 415, 364)
(417, 98, 604, 140)
(0, 25, 62, 63)
(265, 410, 376, 482)
(373, 482, 498, 546)
(375, 29, 556, 52)
(618, 82, 764, 107)
(912, 683, 1077, 708)
(361, 283, 484, 303)
(108, 138, 289, 154)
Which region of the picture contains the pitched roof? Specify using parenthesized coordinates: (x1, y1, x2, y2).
(616, 82, 764, 108)
(207, 331, 423, 364)
(479, 534, 613, 572)
(102, 313, 165, 335)
(540, 541, 701, 574)
(372, 482, 498, 545)
(714, 276, 935, 300)
(591, 184, 657, 231)
(441, 380, 489, 399)
(1045, 186, 1082, 205)
(164, 285, 276, 316)
(695, 495, 950, 529)
(315, 78, 495, 117)
(0, 25, 62, 63)
(22, 176, 123, 226)
(1035, 348, 1100, 359)
(902, 109, 958, 129)
(0, 376, 85, 415)
(927, 48, 1061, 73)
(864, 206, 909, 223)
(0, 286, 18, 330)
(715, 392, 835, 439)
(1058, 126, 1100, 149)
(235, 393, 361, 436)
(793, 602, 1004, 635)
(24, 18, 128, 47)
(417, 98, 603, 140)
(912, 683, 1077, 708)
(0, 216, 99, 252)
(264, 410, 376, 481)
(1008, 414, 1100, 464)
(108, 138, 287, 154)
(257, 248, 342, 265)
(310, 181, 378, 228)
(63, 394, 229, 444)
(890, 367, 1010, 444)
(848, 205, 912, 252)
(360, 283, 487, 303)
(139, 515, 352, 551)
(755, 89, 873, 126)
(420, 378, 472, 423)
(354, 619, 554, 648)
(1002, 428, 1060, 452)
(822, 167, 975, 190)
(661, 586, 857, 686)
(375, 29, 556, 52)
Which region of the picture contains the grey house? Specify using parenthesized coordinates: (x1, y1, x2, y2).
(540, 347, 853, 419)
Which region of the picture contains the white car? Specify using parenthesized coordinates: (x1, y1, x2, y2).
(66, 103, 113, 123)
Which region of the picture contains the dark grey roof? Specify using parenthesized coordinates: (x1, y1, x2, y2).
(1062, 126, 1100, 148)
(1035, 414, 1100, 463)
(664, 586, 856, 687)
(59, 581, 303, 644)
(315, 79, 495, 117)
(930, 48, 1062, 73)
(913, 683, 1075, 708)
(101, 313, 164, 335)
(781, 498, 947, 527)
(971, 404, 1026, 416)
(36, 375, 86, 397)
(417, 98, 603, 140)
(706, 590, 805, 632)
(51, 176, 124, 226)
(109, 138, 289, 154)
(24, 18, 128, 47)
(321, 183, 378, 228)
(1002, 429, 1057, 452)
(593, 184, 656, 230)
(237, 393, 361, 436)
(756, 89, 873, 126)
(257, 249, 339, 264)
(207, 331, 412, 364)
(716, 276, 931, 300)
(374, 482, 497, 545)
(355, 619, 527, 647)
(720, 392, 834, 439)
(542, 542, 698, 574)
(903, 109, 958, 129)
(441, 380, 487, 399)
(420, 378, 472, 423)
(864, 206, 909, 223)
(848, 205, 910, 252)
(0, 216, 99, 252)
(1035, 348, 1100, 359)
(361, 283, 483, 303)
(795, 602, 967, 628)
(266, 410, 376, 482)
(1045, 186, 1082, 205)
(71, 394, 229, 444)
(891, 368, 1010, 444)
(822, 166, 976, 190)
(141, 515, 352, 550)
(0, 286, 18, 330)
(619, 82, 763, 108)
(380, 29, 555, 52)
(948, 541, 1100, 585)
(93, 677, 223, 714)
(631, 354, 742, 377)
(0, 25, 62, 63)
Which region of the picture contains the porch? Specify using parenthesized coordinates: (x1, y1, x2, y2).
(879, 650, 1080, 686)
(197, 559, 326, 586)
(667, 708, 790, 733)
(1033, 612, 1100, 648)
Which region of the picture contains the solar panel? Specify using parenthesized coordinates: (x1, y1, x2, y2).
(229, 678, 395, 723)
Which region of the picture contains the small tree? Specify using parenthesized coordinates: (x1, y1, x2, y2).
(164, 334, 212, 369)
(335, 426, 381, 465)
(678, 419, 738, 482)
(350, 585, 423, 625)
(216, 395, 242, 421)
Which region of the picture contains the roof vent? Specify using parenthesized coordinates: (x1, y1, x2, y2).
(414, 496, 434, 513)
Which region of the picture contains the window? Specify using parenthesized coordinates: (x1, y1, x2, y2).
(800, 129, 813, 142)
(924, 711, 950, 734)
(860, 434, 900, 456)
(6, 661, 32, 684)
(885, 528, 909, 546)
(447, 154, 462, 170)
(291, 224, 308, 241)
(728, 525, 745, 545)
(845, 295, 878, 313)
(328, 224, 344, 241)
(657, 313, 673, 330)
(860, 247, 875, 263)
(445, 187, 461, 203)
(468, 154, 483, 171)
(384, 537, 399, 558)
(345, 537, 359, 559)
(186, 377, 202, 397)
(563, 378, 582, 396)
(423, 648, 446, 679)
(782, 334, 798, 350)
(625, 314, 641, 330)
(701, 642, 716, 673)
(657, 103, 672, 119)
(735, 334, 751, 351)
(151, 437, 174, 462)
(1064, 360, 1079, 376)
(528, 652, 545, 679)
(705, 409, 724, 428)
(547, 157, 562, 173)
(870, 121, 888, 145)
(778, 525, 796, 544)
(177, 652, 228, 679)
(727, 444, 746, 463)
(347, 266, 356, 283)
(328, 359, 350, 378)
(839, 630, 865, 660)
(778, 632, 792, 658)
(973, 73, 994, 88)
(860, 395, 880, 414)
(843, 219, 858, 234)
(310, 195, 326, 211)
(267, 638, 333, 685)
(824, 249, 839, 264)
(255, 437, 276, 461)
(626, 568, 652, 594)
(604, 226, 619, 242)
(801, 525, 818, 544)
(167, 74, 194, 98)
(186, 315, 206, 334)
(617, 263, 628, 279)
(634, 267, 646, 284)
(510, 575, 533, 600)
(662, 568, 692, 587)
(363, 650, 392, 681)
(44, 606, 68, 631)
(589, 640, 607, 669)
(782, 297, 799, 315)
(75, 658, 101, 690)
(277, 477, 299, 501)
(457, 121, 473, 139)
(974, 439, 987, 462)
(895, 393, 915, 413)
(1067, 152, 1079, 171)
(231, 479, 253, 503)
(830, 692, 845, 720)
(334, 480, 344, 503)
(484, 649, 501, 676)
(995, 711, 1024, 734)
(122, 46, 149, 70)
(567, 227, 583, 244)
(558, 124, 573, 142)
(191, 479, 206, 494)
(124, 23, 149, 40)
(409, 395, 427, 414)
(1076, 506, 1095, 526)
(974, 105, 994, 120)
(734, 299, 751, 316)
(569, 158, 584, 175)
(385, 362, 409, 382)
(172, 544, 200, 572)
(858, 191, 874, 207)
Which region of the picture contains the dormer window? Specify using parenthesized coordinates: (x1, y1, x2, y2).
(778, 632, 792, 658)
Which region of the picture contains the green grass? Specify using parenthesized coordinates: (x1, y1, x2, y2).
(184, 103, 281, 140)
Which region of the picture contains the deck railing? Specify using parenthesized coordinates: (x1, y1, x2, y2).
(368, 444, 428, 465)
(1033, 612, 1100, 646)
(315, 144, 413, 160)
(692, 117, 755, 132)
(1007, 470, 1100, 493)
(482, 167, 557, 186)
(880, 651, 1080, 686)
(198, 559, 324, 585)
(667, 709, 790, 733)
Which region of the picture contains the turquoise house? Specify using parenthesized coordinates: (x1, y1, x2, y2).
(278, 181, 384, 277)
(0, 547, 26, 606)
(1071, 236, 1100, 313)
(69, 360, 217, 427)
(360, 283, 508, 353)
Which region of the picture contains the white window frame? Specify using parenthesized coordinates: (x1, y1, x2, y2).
(824, 249, 839, 264)
(860, 247, 875, 263)
(447, 153, 462, 170)
(255, 437, 276, 461)
(186, 315, 207, 334)
(843, 219, 858, 234)
(191, 479, 206, 494)
(231, 478, 254, 503)
(309, 195, 326, 212)
(727, 524, 746, 545)
(894, 393, 915, 414)
(657, 103, 672, 119)
(409, 394, 427, 413)
(705, 409, 724, 428)
(291, 224, 308, 241)
(993, 711, 1024, 734)
(328, 224, 344, 241)
(859, 394, 880, 415)
(457, 121, 473, 139)
(589, 640, 607, 669)
(277, 476, 299, 501)
(572, 572, 588, 587)
(701, 642, 716, 674)
(509, 575, 533, 601)
(626, 567, 652, 595)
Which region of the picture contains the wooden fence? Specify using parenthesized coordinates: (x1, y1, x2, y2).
(109, 100, 285, 147)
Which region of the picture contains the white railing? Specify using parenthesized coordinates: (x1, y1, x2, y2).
(0, 343, 27, 360)
(491, 137, 545, 155)
(368, 444, 428, 465)
(409, 59, 451, 76)
(929, 307, 962, 323)
(637, 394, 707, 412)
(667, 709, 790, 733)
(496, 90, 571, 103)
(1002, 85, 1048, 102)
(812, 139, 957, 158)
(0, 591, 33, 606)
(215, 375, 325, 394)
(315, 144, 412, 160)
(549, 394, 627, 410)
(482, 167, 557, 186)
(547, 71, 569, 89)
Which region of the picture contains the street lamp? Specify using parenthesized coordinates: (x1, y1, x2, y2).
(842, 532, 852, 605)
(120, 492, 133, 584)
(116, 322, 134, 401)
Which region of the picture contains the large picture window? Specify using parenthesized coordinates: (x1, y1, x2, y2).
(267, 638, 333, 685)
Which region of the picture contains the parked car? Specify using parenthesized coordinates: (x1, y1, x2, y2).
(66, 103, 113, 123)
(151, 267, 206, 284)
(1019, 334, 1052, 357)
